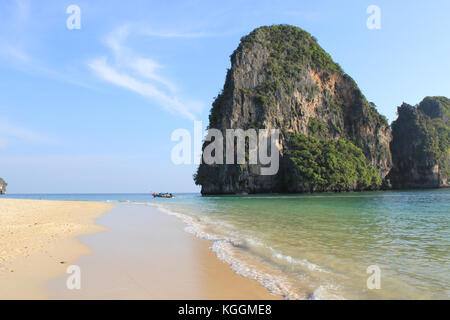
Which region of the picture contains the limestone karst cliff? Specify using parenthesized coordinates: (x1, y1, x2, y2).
(195, 25, 392, 194)
(387, 97, 449, 189)
(0, 178, 7, 194)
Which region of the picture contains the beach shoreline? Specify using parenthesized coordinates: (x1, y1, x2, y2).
(47, 203, 279, 300)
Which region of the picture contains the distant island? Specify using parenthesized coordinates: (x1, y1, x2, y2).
(0, 178, 7, 194)
(195, 25, 449, 194)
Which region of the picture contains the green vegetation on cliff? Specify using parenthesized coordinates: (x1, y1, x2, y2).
(285, 134, 382, 191)
(389, 96, 449, 188)
(230, 25, 345, 104)
(308, 117, 328, 138)
(234, 25, 343, 76)
(417, 97, 449, 180)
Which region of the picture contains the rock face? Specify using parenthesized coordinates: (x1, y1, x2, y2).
(387, 97, 450, 189)
(195, 25, 392, 194)
(0, 178, 6, 194)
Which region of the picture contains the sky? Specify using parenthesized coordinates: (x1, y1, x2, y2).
(0, 0, 449, 193)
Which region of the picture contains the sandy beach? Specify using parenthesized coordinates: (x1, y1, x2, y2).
(0, 199, 278, 300)
(0, 199, 113, 299)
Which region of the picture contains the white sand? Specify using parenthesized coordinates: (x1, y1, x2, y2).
(0, 199, 113, 299)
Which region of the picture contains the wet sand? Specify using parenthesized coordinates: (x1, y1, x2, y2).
(48, 203, 279, 299)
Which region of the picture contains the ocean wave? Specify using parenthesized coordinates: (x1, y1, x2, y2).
(311, 285, 344, 300)
(211, 240, 303, 299)
(270, 250, 329, 273)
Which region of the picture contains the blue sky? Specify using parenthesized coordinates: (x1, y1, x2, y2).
(0, 0, 449, 193)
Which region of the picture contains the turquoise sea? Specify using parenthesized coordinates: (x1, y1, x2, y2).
(2, 190, 449, 299)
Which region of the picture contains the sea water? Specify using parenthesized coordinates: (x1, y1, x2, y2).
(3, 189, 449, 299)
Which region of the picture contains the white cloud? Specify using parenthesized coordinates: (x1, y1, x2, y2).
(0, 119, 55, 149)
(89, 25, 204, 120)
(0, 0, 95, 90)
(129, 58, 177, 93)
(0, 1, 30, 63)
(0, 43, 29, 63)
(14, 0, 30, 24)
